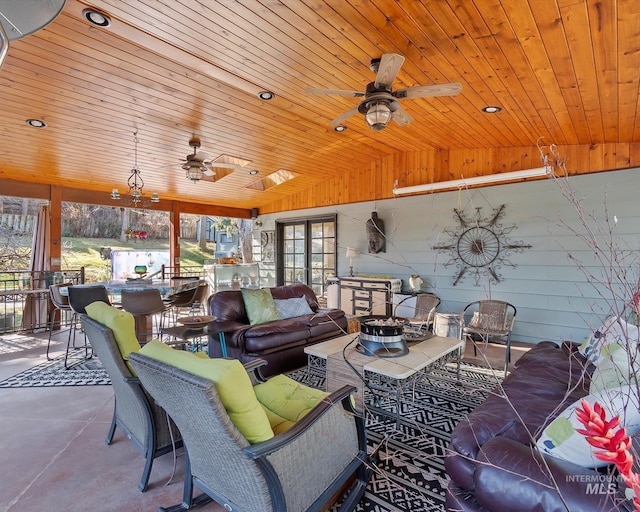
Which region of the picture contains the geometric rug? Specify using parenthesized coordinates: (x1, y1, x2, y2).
(0, 353, 111, 387)
(289, 361, 501, 512)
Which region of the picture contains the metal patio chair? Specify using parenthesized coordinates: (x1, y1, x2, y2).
(65, 284, 111, 369)
(461, 300, 516, 373)
(394, 293, 440, 340)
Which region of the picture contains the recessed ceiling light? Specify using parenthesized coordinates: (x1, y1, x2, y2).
(334, 125, 347, 132)
(248, 170, 259, 175)
(82, 8, 111, 27)
(258, 91, 275, 101)
(26, 119, 46, 128)
(482, 106, 502, 114)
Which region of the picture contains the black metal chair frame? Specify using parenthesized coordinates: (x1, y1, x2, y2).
(64, 285, 111, 369)
(461, 299, 517, 373)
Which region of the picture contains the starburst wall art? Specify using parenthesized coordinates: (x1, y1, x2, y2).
(433, 203, 532, 286)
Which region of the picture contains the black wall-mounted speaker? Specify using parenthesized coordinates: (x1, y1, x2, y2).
(250, 208, 258, 219)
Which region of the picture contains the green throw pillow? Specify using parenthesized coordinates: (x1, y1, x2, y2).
(139, 340, 273, 444)
(254, 374, 329, 435)
(86, 302, 141, 372)
(241, 288, 279, 325)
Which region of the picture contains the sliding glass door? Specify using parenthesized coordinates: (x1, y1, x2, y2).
(277, 215, 336, 297)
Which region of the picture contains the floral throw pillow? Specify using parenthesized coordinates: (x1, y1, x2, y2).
(536, 385, 640, 468)
(241, 288, 279, 326)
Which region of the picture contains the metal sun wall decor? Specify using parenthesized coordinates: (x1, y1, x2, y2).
(433, 204, 532, 286)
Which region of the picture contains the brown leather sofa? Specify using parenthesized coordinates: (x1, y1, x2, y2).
(445, 340, 635, 511)
(207, 283, 348, 377)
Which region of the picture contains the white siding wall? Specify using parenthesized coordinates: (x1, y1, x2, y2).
(255, 168, 640, 346)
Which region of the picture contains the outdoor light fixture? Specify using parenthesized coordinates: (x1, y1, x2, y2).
(82, 8, 111, 27)
(345, 247, 357, 277)
(392, 167, 550, 195)
(482, 106, 502, 113)
(334, 125, 347, 132)
(111, 132, 160, 207)
(26, 118, 46, 128)
(363, 101, 393, 131)
(258, 91, 275, 100)
(183, 164, 204, 182)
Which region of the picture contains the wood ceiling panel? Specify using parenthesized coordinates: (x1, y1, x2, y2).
(0, 0, 637, 212)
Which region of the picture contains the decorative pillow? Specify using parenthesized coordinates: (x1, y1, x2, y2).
(253, 374, 329, 435)
(536, 385, 640, 468)
(139, 340, 273, 444)
(274, 297, 314, 320)
(86, 301, 141, 369)
(241, 288, 279, 326)
(589, 348, 637, 394)
(579, 316, 640, 366)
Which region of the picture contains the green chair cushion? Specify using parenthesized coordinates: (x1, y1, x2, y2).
(253, 374, 329, 431)
(241, 288, 279, 325)
(139, 340, 273, 444)
(86, 302, 141, 374)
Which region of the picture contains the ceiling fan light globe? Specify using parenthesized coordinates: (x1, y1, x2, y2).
(185, 166, 204, 182)
(365, 101, 392, 130)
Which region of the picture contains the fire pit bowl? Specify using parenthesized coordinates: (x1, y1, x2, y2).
(357, 315, 409, 357)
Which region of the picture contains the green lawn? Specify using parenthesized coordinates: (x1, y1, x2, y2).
(60, 237, 215, 282)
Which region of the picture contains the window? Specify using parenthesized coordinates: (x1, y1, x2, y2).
(276, 215, 336, 297)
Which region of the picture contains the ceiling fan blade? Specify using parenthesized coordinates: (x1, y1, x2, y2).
(393, 106, 414, 126)
(306, 87, 364, 98)
(393, 82, 462, 99)
(203, 169, 215, 176)
(374, 53, 405, 90)
(328, 106, 359, 126)
(206, 162, 238, 169)
(194, 150, 212, 161)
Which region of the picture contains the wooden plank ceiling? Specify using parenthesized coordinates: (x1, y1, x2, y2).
(0, 0, 638, 215)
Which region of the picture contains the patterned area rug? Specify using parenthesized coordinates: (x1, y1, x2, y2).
(289, 361, 501, 512)
(0, 353, 111, 387)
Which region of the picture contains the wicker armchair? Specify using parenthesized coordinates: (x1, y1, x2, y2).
(461, 299, 516, 373)
(80, 315, 182, 492)
(129, 352, 372, 512)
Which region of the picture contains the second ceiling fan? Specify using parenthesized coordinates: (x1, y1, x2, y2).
(180, 137, 250, 183)
(306, 53, 462, 131)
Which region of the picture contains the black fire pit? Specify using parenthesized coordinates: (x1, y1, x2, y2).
(357, 315, 409, 357)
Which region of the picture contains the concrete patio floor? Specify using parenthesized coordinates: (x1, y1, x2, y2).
(0, 330, 225, 512)
(0, 328, 527, 512)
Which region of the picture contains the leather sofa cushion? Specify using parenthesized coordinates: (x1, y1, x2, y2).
(209, 290, 247, 323)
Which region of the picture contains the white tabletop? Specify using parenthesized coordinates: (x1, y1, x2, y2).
(306, 333, 464, 380)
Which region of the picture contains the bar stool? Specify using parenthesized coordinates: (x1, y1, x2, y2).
(46, 282, 73, 360)
(121, 289, 170, 341)
(66, 284, 111, 369)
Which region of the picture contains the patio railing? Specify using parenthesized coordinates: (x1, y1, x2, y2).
(0, 268, 85, 334)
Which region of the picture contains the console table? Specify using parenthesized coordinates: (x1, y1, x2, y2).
(327, 277, 402, 317)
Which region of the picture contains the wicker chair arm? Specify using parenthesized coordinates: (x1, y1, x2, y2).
(243, 358, 268, 384)
(244, 385, 357, 459)
(244, 385, 366, 512)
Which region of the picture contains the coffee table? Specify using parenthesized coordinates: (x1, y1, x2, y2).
(305, 333, 465, 425)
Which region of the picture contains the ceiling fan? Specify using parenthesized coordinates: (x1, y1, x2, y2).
(180, 137, 250, 183)
(306, 53, 462, 131)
